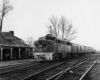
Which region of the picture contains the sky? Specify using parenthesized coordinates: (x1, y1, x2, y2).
(0, 0, 100, 50)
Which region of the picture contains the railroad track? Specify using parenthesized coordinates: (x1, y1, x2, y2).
(22, 55, 97, 80)
(0, 59, 42, 69)
(52, 56, 100, 80)
(23, 58, 92, 80)
(0, 60, 42, 75)
(0, 54, 96, 80)
(0, 59, 74, 80)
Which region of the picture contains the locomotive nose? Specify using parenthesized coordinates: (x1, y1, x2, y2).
(34, 40, 52, 53)
(38, 41, 46, 52)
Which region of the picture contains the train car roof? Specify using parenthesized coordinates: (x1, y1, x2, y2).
(38, 34, 95, 50)
(45, 34, 72, 44)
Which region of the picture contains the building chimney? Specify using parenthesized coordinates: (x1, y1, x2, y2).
(9, 31, 14, 35)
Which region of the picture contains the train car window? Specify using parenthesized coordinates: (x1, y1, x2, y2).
(57, 40, 60, 45)
(64, 41, 66, 44)
(67, 42, 71, 45)
(59, 41, 61, 44)
(60, 41, 62, 44)
(58, 40, 60, 43)
(57, 40, 60, 43)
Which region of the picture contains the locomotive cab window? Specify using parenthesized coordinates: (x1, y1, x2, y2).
(34, 40, 54, 49)
(67, 42, 71, 45)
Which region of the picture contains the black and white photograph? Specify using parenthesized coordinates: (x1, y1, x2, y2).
(0, 0, 100, 80)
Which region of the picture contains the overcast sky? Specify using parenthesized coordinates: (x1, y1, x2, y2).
(0, 0, 100, 50)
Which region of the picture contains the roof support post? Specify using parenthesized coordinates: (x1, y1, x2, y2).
(1, 48, 3, 60)
(19, 48, 21, 59)
(10, 48, 13, 60)
(26, 48, 27, 59)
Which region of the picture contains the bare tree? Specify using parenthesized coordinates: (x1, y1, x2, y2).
(26, 37, 34, 47)
(47, 15, 77, 41)
(59, 16, 77, 41)
(59, 16, 69, 39)
(47, 26, 52, 35)
(48, 16, 60, 38)
(65, 23, 77, 41)
(0, 0, 13, 31)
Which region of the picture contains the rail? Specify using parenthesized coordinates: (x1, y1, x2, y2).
(54, 57, 100, 80)
(47, 58, 92, 80)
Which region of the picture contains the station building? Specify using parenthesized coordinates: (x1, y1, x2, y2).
(0, 31, 32, 61)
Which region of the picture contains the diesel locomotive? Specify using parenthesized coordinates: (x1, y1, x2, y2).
(34, 34, 95, 60)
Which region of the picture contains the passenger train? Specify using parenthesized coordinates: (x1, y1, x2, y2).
(34, 34, 95, 60)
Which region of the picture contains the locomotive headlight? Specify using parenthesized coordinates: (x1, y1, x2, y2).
(39, 45, 42, 47)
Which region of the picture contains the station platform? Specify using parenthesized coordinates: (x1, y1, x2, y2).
(0, 59, 41, 69)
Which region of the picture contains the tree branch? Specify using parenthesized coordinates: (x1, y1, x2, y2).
(0, 0, 13, 31)
(47, 15, 77, 41)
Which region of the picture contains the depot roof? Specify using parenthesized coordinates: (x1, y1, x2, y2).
(0, 31, 31, 48)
